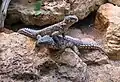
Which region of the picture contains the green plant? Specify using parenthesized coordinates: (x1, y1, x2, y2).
(34, 0, 42, 16)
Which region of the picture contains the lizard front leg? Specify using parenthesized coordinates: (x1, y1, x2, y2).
(51, 31, 60, 36)
(51, 31, 65, 40)
(51, 25, 65, 38)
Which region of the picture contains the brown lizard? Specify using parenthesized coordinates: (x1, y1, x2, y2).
(36, 35, 107, 55)
(18, 15, 78, 39)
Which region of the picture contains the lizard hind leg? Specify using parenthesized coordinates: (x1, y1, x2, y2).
(71, 45, 81, 56)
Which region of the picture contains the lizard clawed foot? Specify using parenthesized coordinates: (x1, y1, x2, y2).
(37, 35, 42, 39)
(72, 45, 81, 55)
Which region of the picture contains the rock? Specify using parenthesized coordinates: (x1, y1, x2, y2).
(68, 28, 95, 39)
(108, 0, 120, 6)
(0, 32, 88, 82)
(88, 61, 120, 82)
(105, 22, 120, 60)
(7, 0, 107, 26)
(80, 50, 109, 65)
(1, 28, 14, 34)
(94, 3, 120, 32)
(95, 3, 120, 59)
(49, 48, 88, 82)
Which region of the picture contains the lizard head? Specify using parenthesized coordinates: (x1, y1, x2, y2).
(64, 15, 78, 24)
(36, 35, 56, 48)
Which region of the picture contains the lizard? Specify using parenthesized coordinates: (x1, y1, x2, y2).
(18, 15, 78, 39)
(36, 35, 107, 55)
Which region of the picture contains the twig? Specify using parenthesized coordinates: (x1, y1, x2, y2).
(0, 0, 12, 28)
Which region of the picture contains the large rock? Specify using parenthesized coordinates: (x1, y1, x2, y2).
(95, 3, 120, 60)
(0, 32, 88, 82)
(7, 0, 107, 26)
(108, 0, 120, 6)
(105, 22, 120, 60)
(88, 61, 120, 82)
(94, 3, 120, 32)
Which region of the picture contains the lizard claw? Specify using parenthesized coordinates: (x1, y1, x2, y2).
(62, 33, 65, 39)
(37, 35, 41, 39)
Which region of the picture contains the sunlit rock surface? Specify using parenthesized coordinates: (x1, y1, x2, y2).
(88, 61, 120, 82)
(95, 3, 120, 59)
(0, 32, 88, 82)
(105, 22, 120, 60)
(94, 3, 120, 32)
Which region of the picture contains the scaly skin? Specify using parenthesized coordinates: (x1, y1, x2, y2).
(18, 15, 78, 39)
(36, 35, 107, 55)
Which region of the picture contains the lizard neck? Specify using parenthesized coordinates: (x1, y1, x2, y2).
(60, 21, 75, 28)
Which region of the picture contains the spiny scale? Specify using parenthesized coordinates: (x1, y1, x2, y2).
(79, 45, 100, 49)
(79, 44, 107, 55)
(78, 44, 101, 50)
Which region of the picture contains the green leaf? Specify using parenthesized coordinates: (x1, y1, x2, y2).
(34, 0, 42, 11)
